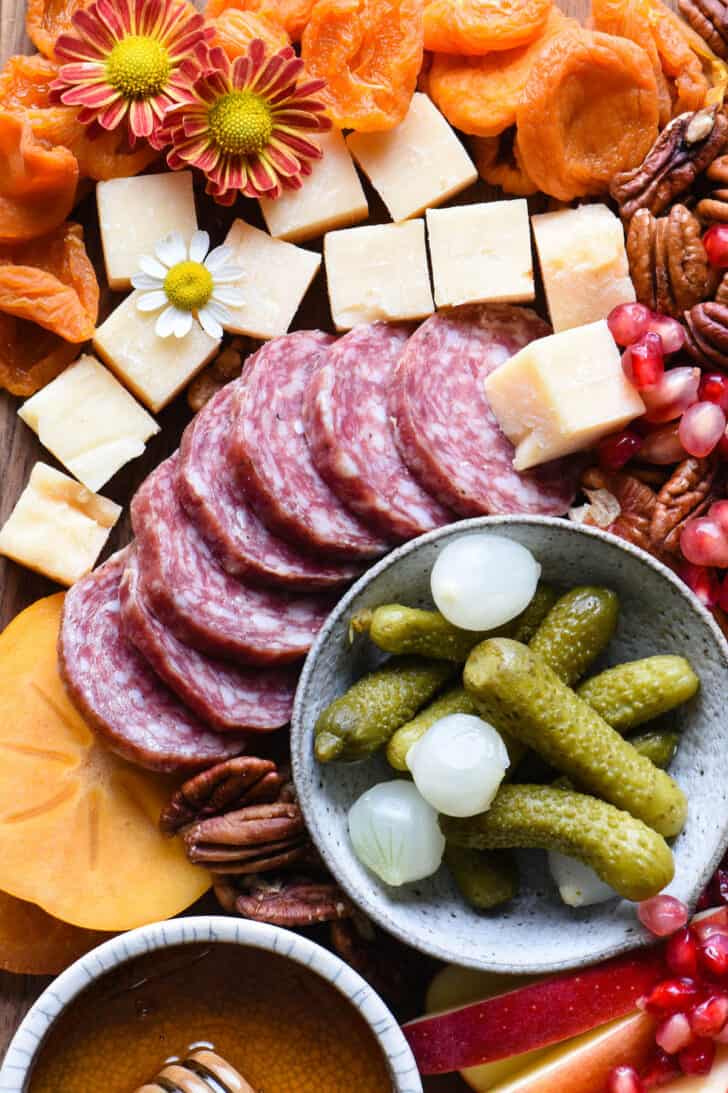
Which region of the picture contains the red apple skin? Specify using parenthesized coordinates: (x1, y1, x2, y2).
(402, 949, 667, 1075)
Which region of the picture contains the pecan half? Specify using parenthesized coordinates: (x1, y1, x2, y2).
(650, 457, 721, 556)
(685, 300, 728, 367)
(696, 154, 728, 222)
(717, 272, 728, 305)
(627, 204, 712, 316)
(581, 467, 659, 555)
(186, 338, 255, 412)
(214, 873, 353, 926)
(184, 801, 313, 874)
(679, 0, 728, 60)
(611, 109, 728, 222)
(160, 756, 284, 835)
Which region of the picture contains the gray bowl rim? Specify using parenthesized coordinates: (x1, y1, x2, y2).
(291, 514, 728, 975)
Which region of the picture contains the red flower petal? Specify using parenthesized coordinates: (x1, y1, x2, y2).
(94, 0, 126, 39)
(70, 8, 116, 52)
(98, 96, 130, 129)
(53, 33, 104, 61)
(55, 60, 106, 82)
(59, 81, 119, 107)
(273, 129, 323, 159)
(129, 98, 155, 137)
(265, 142, 301, 176)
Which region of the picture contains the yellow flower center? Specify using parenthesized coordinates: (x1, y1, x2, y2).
(207, 90, 274, 156)
(163, 260, 214, 312)
(106, 35, 171, 100)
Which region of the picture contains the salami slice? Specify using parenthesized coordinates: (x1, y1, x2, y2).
(131, 455, 335, 665)
(120, 547, 297, 732)
(303, 323, 453, 541)
(178, 380, 359, 588)
(390, 304, 580, 517)
(232, 330, 390, 559)
(59, 551, 247, 773)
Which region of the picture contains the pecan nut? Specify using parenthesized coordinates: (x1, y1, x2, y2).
(696, 154, 728, 222)
(685, 300, 728, 367)
(650, 457, 721, 556)
(214, 873, 353, 926)
(717, 272, 728, 305)
(184, 801, 313, 874)
(611, 109, 728, 221)
(580, 467, 659, 555)
(160, 756, 284, 835)
(626, 204, 713, 317)
(679, 0, 728, 60)
(186, 337, 254, 412)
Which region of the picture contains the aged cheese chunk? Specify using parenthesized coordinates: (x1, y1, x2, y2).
(18, 354, 159, 492)
(484, 320, 645, 470)
(222, 219, 321, 339)
(259, 130, 368, 242)
(324, 219, 434, 331)
(96, 171, 198, 291)
(531, 204, 636, 333)
(346, 93, 477, 222)
(426, 199, 534, 308)
(0, 462, 121, 586)
(93, 293, 219, 413)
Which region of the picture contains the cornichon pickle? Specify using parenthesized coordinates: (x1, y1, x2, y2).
(630, 729, 681, 770)
(529, 587, 619, 685)
(510, 583, 559, 644)
(386, 686, 478, 770)
(441, 785, 675, 902)
(576, 656, 699, 733)
(444, 845, 518, 910)
(463, 639, 687, 838)
(314, 656, 456, 763)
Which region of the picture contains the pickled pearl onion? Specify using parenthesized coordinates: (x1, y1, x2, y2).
(407, 714, 509, 818)
(430, 534, 541, 632)
(348, 781, 445, 887)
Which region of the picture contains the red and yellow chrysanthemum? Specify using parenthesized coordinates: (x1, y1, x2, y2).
(51, 0, 214, 146)
(160, 39, 332, 203)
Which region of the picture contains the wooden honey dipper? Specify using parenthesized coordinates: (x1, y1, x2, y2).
(135, 1048, 256, 1093)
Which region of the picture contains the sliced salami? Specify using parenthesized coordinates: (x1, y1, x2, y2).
(303, 323, 453, 541)
(232, 330, 390, 560)
(178, 380, 359, 588)
(390, 304, 580, 517)
(59, 550, 247, 773)
(131, 455, 335, 665)
(120, 547, 297, 732)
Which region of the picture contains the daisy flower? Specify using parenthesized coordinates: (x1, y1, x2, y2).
(159, 38, 332, 204)
(132, 230, 243, 340)
(51, 0, 214, 146)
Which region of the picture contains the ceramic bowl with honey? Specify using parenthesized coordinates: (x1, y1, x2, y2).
(0, 915, 422, 1093)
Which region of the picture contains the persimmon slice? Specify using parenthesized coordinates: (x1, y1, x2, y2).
(0, 594, 210, 931)
(0, 890, 111, 975)
(0, 111, 77, 244)
(516, 27, 660, 201)
(424, 0, 552, 54)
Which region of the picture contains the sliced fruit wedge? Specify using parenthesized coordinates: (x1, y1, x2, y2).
(0, 889, 111, 975)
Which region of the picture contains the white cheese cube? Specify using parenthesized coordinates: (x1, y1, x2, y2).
(532, 204, 636, 333)
(0, 462, 121, 586)
(93, 293, 219, 413)
(346, 93, 477, 222)
(484, 320, 645, 470)
(324, 219, 434, 331)
(222, 220, 321, 339)
(259, 130, 368, 242)
(96, 172, 198, 291)
(426, 200, 534, 308)
(18, 354, 159, 492)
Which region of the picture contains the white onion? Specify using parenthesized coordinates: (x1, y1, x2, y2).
(430, 534, 541, 631)
(407, 714, 510, 817)
(348, 781, 445, 886)
(548, 851, 616, 908)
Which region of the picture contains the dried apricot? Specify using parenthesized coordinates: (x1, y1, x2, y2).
(301, 0, 424, 131)
(428, 7, 573, 137)
(516, 28, 660, 201)
(205, 0, 314, 40)
(0, 111, 77, 245)
(424, 0, 552, 55)
(0, 890, 111, 975)
(0, 594, 210, 931)
(472, 130, 538, 194)
(212, 9, 290, 58)
(26, 0, 91, 59)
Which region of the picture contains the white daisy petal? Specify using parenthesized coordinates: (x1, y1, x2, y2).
(136, 289, 169, 312)
(155, 232, 187, 268)
(212, 266, 244, 284)
(198, 305, 224, 340)
(155, 305, 179, 338)
(211, 285, 244, 308)
(139, 255, 169, 279)
(204, 299, 231, 324)
(204, 245, 235, 273)
(189, 230, 210, 263)
(174, 311, 194, 339)
(131, 272, 163, 291)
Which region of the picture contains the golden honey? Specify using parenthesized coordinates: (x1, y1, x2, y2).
(29, 942, 393, 1092)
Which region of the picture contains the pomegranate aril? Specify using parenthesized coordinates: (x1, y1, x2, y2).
(644, 977, 702, 1014)
(641, 1049, 681, 1088)
(678, 1038, 715, 1075)
(656, 1012, 693, 1053)
(638, 895, 689, 937)
(679, 562, 722, 607)
(699, 372, 728, 412)
(690, 994, 728, 1037)
(641, 367, 701, 423)
(666, 928, 699, 978)
(645, 314, 686, 355)
(692, 909, 728, 942)
(622, 333, 664, 389)
(608, 302, 653, 346)
(606, 1064, 646, 1093)
(598, 430, 643, 470)
(681, 516, 728, 568)
(678, 401, 726, 457)
(639, 423, 686, 465)
(704, 223, 728, 270)
(700, 932, 728, 977)
(710, 500, 728, 535)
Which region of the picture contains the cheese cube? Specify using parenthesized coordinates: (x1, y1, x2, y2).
(93, 293, 219, 412)
(0, 462, 121, 586)
(346, 93, 477, 222)
(426, 200, 534, 308)
(96, 172, 198, 291)
(484, 320, 645, 470)
(259, 130, 368, 242)
(324, 219, 434, 330)
(18, 354, 159, 492)
(531, 204, 636, 333)
(222, 220, 321, 339)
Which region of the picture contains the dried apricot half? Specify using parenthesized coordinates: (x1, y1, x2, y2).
(516, 28, 659, 200)
(0, 111, 77, 245)
(205, 0, 314, 40)
(301, 0, 424, 131)
(424, 0, 552, 54)
(472, 130, 538, 194)
(212, 9, 290, 58)
(0, 890, 111, 975)
(26, 0, 91, 59)
(0, 594, 210, 931)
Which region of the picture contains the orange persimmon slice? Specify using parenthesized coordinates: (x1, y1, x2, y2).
(0, 890, 112, 975)
(26, 0, 91, 59)
(516, 27, 659, 201)
(0, 594, 210, 931)
(424, 0, 552, 55)
(301, 0, 424, 131)
(0, 111, 77, 244)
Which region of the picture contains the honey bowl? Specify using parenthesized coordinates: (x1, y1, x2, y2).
(0, 915, 422, 1093)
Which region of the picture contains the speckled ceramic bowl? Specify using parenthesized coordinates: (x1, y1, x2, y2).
(0, 916, 422, 1093)
(291, 516, 728, 975)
